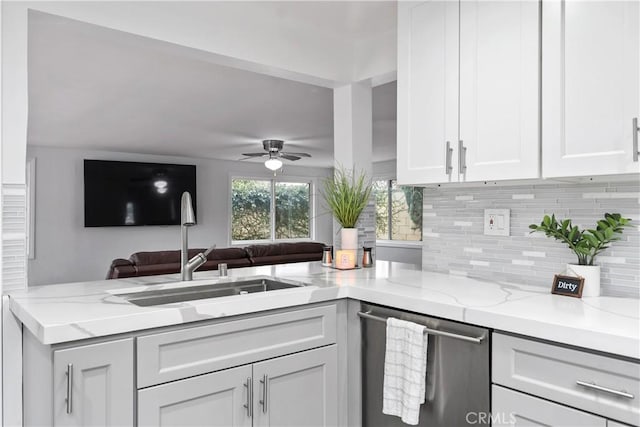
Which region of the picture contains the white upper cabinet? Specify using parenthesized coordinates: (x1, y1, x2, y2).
(397, 1, 459, 185)
(459, 0, 540, 182)
(542, 0, 640, 177)
(397, 0, 540, 185)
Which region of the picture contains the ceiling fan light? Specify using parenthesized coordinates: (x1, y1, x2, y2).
(264, 158, 283, 171)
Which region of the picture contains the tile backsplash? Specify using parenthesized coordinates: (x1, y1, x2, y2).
(422, 180, 640, 298)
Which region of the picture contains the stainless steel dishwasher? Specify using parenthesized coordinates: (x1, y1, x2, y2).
(359, 302, 490, 427)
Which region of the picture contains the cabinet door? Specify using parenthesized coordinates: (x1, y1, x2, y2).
(397, 1, 459, 185)
(138, 364, 252, 427)
(542, 0, 640, 177)
(492, 385, 606, 427)
(253, 345, 337, 427)
(53, 338, 134, 427)
(459, 0, 540, 182)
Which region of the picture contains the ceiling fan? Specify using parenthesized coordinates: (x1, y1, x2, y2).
(242, 140, 312, 171)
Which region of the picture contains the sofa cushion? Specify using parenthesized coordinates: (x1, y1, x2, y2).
(249, 253, 323, 267)
(134, 263, 183, 277)
(130, 249, 220, 266)
(245, 242, 324, 258)
(206, 247, 249, 261)
(201, 258, 252, 270)
(130, 250, 181, 266)
(245, 242, 324, 266)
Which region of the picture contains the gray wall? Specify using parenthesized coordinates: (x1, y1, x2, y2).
(27, 146, 333, 286)
(422, 180, 640, 298)
(375, 245, 422, 265)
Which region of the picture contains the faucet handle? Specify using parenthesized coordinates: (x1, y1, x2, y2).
(203, 245, 216, 257)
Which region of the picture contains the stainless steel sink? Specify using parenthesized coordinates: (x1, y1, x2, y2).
(120, 278, 304, 307)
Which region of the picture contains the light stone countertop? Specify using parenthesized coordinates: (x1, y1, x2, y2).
(8, 261, 640, 359)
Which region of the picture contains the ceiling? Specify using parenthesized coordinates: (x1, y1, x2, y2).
(27, 5, 397, 168)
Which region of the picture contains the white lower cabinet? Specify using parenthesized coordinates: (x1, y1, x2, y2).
(138, 365, 253, 427)
(253, 345, 338, 427)
(52, 338, 135, 427)
(492, 385, 606, 426)
(138, 345, 337, 427)
(23, 303, 339, 427)
(492, 333, 640, 427)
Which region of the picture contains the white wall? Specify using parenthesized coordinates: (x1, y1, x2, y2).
(27, 146, 333, 286)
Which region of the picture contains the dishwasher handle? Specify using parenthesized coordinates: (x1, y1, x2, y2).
(357, 311, 486, 344)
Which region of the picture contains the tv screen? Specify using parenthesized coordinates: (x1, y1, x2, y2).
(84, 160, 197, 227)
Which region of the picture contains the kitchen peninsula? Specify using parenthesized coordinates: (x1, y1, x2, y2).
(9, 261, 640, 426)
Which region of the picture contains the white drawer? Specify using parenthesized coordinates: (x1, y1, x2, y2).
(137, 304, 336, 388)
(492, 385, 606, 426)
(493, 333, 640, 426)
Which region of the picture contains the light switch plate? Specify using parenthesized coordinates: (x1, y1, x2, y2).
(484, 209, 510, 236)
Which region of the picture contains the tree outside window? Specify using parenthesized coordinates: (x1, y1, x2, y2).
(232, 178, 311, 242)
(374, 180, 422, 241)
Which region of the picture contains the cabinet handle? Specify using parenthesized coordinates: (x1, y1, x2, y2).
(243, 377, 252, 418)
(633, 118, 639, 162)
(259, 374, 268, 413)
(458, 140, 467, 174)
(445, 141, 453, 176)
(576, 380, 635, 399)
(65, 364, 73, 414)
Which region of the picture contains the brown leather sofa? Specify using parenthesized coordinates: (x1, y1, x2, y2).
(107, 242, 325, 279)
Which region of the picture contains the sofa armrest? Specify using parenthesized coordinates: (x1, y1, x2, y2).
(106, 258, 135, 279)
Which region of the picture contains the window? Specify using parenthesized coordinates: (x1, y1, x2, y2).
(231, 178, 311, 242)
(374, 180, 423, 242)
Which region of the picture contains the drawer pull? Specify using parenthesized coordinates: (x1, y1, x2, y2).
(576, 380, 635, 399)
(445, 141, 453, 176)
(243, 377, 252, 418)
(633, 117, 639, 162)
(458, 140, 467, 174)
(259, 374, 268, 413)
(65, 363, 73, 414)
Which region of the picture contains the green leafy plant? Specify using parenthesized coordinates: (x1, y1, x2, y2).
(529, 213, 632, 265)
(321, 166, 373, 228)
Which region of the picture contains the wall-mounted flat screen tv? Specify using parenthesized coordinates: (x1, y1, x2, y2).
(84, 160, 197, 227)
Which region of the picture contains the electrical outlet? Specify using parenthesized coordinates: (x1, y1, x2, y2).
(484, 209, 510, 236)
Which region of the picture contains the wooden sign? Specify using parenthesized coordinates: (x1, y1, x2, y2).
(551, 274, 584, 298)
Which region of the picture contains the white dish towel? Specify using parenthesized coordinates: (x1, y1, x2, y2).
(382, 317, 428, 425)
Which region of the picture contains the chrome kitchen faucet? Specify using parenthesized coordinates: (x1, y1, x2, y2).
(180, 191, 215, 281)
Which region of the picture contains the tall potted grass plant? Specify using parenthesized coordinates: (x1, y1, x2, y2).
(321, 166, 372, 252)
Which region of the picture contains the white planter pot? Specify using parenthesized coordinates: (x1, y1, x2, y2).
(341, 228, 358, 250)
(567, 264, 601, 297)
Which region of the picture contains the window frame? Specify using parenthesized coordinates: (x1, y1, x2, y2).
(229, 174, 316, 245)
(374, 177, 423, 246)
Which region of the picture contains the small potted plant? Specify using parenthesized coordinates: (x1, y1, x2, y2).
(320, 166, 372, 254)
(529, 213, 631, 296)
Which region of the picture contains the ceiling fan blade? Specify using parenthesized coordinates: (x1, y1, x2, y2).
(281, 151, 312, 158)
(241, 153, 268, 157)
(280, 154, 302, 161)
